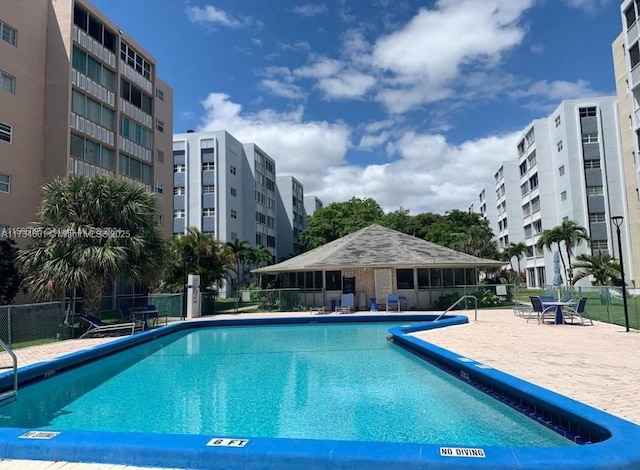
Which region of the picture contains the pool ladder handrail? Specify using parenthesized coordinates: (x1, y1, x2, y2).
(0, 338, 18, 405)
(433, 295, 478, 322)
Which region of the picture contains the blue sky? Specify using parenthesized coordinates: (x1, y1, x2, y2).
(91, 0, 622, 214)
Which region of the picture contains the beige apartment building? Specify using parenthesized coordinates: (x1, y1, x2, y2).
(0, 0, 173, 239)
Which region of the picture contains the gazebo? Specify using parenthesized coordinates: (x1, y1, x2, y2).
(253, 224, 505, 310)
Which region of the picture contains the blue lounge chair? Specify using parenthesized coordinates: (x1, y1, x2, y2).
(336, 293, 354, 314)
(387, 294, 400, 312)
(79, 315, 136, 339)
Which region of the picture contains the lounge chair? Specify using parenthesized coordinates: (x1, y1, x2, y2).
(386, 293, 400, 312)
(309, 306, 327, 315)
(144, 304, 161, 328)
(79, 315, 136, 339)
(336, 293, 354, 314)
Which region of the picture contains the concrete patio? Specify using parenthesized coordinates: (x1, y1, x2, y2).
(0, 309, 638, 469)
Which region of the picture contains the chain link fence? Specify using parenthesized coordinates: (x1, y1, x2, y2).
(0, 302, 68, 348)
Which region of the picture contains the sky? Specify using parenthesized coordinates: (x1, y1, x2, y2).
(91, 0, 623, 215)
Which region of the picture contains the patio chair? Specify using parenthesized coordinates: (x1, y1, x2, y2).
(387, 293, 400, 312)
(528, 296, 556, 324)
(119, 306, 132, 322)
(145, 304, 161, 328)
(336, 293, 354, 314)
(513, 300, 533, 318)
(309, 306, 327, 315)
(79, 315, 136, 339)
(563, 298, 592, 326)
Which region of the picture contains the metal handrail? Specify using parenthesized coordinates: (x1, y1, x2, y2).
(433, 295, 478, 322)
(0, 338, 18, 402)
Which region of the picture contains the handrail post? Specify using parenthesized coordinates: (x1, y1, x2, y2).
(0, 338, 18, 399)
(434, 295, 478, 322)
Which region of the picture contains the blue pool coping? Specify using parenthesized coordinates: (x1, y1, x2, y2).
(0, 313, 639, 469)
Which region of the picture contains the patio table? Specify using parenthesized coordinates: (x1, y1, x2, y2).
(542, 300, 576, 325)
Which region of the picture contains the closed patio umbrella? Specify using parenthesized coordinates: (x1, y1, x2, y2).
(552, 251, 562, 299)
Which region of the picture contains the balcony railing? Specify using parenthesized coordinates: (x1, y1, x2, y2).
(634, 108, 640, 129)
(631, 63, 640, 90)
(628, 21, 640, 48)
(118, 136, 152, 162)
(71, 70, 115, 107)
(72, 25, 116, 68)
(67, 157, 114, 178)
(119, 98, 153, 129)
(120, 60, 152, 94)
(70, 113, 115, 146)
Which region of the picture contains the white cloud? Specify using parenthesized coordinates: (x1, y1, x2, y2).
(185, 5, 255, 29)
(292, 3, 328, 17)
(317, 72, 377, 99)
(197, 94, 351, 177)
(357, 132, 390, 150)
(260, 79, 305, 99)
(515, 79, 600, 101)
(196, 93, 520, 214)
(563, 0, 611, 13)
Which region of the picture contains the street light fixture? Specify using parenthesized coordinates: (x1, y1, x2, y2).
(611, 216, 630, 332)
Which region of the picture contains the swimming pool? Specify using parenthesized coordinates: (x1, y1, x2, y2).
(0, 314, 639, 469)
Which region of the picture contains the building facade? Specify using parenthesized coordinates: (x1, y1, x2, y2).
(474, 97, 630, 287)
(303, 195, 323, 217)
(276, 175, 306, 261)
(0, 0, 173, 237)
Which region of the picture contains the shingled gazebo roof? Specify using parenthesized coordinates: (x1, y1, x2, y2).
(253, 224, 505, 273)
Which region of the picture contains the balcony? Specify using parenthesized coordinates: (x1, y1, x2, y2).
(119, 98, 153, 129)
(68, 157, 114, 178)
(120, 60, 152, 94)
(71, 70, 115, 107)
(70, 113, 115, 146)
(118, 136, 152, 162)
(628, 21, 640, 49)
(631, 63, 640, 91)
(72, 25, 116, 68)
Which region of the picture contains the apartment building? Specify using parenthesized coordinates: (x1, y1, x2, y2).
(303, 195, 323, 217)
(476, 97, 628, 287)
(614, 3, 640, 285)
(171, 131, 279, 263)
(276, 176, 306, 261)
(0, 0, 173, 237)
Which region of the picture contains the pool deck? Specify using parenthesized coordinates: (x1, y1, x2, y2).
(0, 309, 639, 469)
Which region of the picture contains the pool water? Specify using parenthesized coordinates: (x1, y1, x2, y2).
(0, 323, 573, 447)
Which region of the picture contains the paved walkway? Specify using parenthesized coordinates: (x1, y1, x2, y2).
(0, 310, 639, 468)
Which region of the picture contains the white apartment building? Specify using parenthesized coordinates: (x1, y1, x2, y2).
(476, 97, 629, 287)
(304, 195, 323, 217)
(172, 131, 280, 263)
(276, 175, 306, 261)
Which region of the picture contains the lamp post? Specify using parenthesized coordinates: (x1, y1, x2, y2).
(611, 216, 630, 332)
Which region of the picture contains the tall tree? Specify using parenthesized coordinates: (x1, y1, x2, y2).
(571, 252, 621, 286)
(380, 208, 412, 234)
(536, 228, 566, 281)
(505, 242, 528, 275)
(226, 238, 250, 287)
(161, 228, 234, 292)
(17, 175, 164, 316)
(301, 197, 385, 249)
(555, 220, 590, 281)
(0, 238, 22, 305)
(423, 210, 498, 259)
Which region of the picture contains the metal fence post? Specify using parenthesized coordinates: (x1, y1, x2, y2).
(7, 306, 11, 347)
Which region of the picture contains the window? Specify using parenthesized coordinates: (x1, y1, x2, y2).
(120, 41, 152, 79)
(0, 121, 11, 143)
(519, 161, 527, 176)
(529, 173, 538, 190)
(591, 240, 608, 254)
(156, 214, 163, 227)
(582, 134, 599, 144)
(0, 70, 15, 94)
(72, 46, 116, 91)
(174, 187, 185, 195)
(230, 232, 238, 240)
(517, 140, 525, 156)
(267, 235, 276, 248)
(202, 162, 215, 171)
(579, 107, 597, 118)
(173, 164, 185, 173)
(525, 128, 535, 147)
(555, 116, 561, 127)
(587, 186, 604, 196)
(120, 78, 153, 114)
(396, 269, 414, 289)
(155, 119, 164, 133)
(524, 224, 532, 238)
(561, 191, 567, 201)
(325, 271, 342, 291)
(557, 140, 563, 152)
(230, 209, 237, 219)
(230, 187, 237, 197)
(72, 90, 115, 130)
(155, 181, 163, 194)
(563, 216, 569, 222)
(625, 4, 636, 29)
(203, 185, 215, 193)
(589, 213, 606, 223)
(584, 160, 601, 169)
(203, 208, 215, 217)
(120, 116, 153, 148)
(230, 165, 237, 175)
(173, 210, 185, 219)
(531, 196, 540, 213)
(118, 153, 152, 184)
(527, 152, 536, 168)
(520, 181, 529, 196)
(1, 20, 17, 46)
(559, 165, 565, 176)
(533, 220, 542, 234)
(522, 203, 531, 217)
(156, 88, 164, 101)
(0, 173, 10, 193)
(156, 150, 164, 163)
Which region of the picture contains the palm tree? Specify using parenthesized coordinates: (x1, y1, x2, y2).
(162, 228, 234, 292)
(554, 220, 590, 281)
(503, 242, 527, 276)
(17, 175, 163, 316)
(226, 238, 250, 288)
(536, 228, 566, 281)
(571, 252, 621, 286)
(245, 245, 273, 280)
